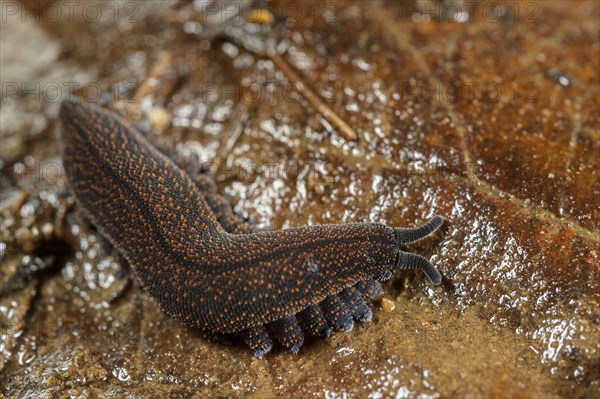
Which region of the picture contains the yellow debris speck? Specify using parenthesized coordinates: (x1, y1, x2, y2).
(380, 297, 395, 312)
(246, 9, 274, 25)
(147, 107, 171, 132)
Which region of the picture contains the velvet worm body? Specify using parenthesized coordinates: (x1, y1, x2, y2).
(60, 98, 444, 357)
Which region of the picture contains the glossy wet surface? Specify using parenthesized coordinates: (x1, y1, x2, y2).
(1, 1, 598, 397)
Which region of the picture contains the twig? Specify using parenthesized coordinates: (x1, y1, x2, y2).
(131, 50, 173, 104)
(267, 51, 357, 141)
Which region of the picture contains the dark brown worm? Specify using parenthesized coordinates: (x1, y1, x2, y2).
(59, 98, 444, 357)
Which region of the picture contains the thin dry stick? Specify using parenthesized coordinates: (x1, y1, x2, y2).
(267, 51, 357, 141)
(132, 51, 173, 104)
(169, 6, 356, 140)
(213, 103, 250, 181)
(1, 189, 29, 215)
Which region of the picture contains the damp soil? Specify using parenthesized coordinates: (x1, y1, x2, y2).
(1, 1, 599, 398)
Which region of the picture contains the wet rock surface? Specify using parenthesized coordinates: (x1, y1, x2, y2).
(1, 1, 598, 397)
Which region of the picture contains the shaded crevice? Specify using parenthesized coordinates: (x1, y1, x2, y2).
(0, 237, 73, 297)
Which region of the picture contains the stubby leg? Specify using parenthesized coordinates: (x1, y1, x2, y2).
(269, 315, 304, 353)
(242, 325, 273, 358)
(320, 295, 354, 332)
(355, 279, 384, 299)
(339, 287, 372, 322)
(297, 304, 333, 337)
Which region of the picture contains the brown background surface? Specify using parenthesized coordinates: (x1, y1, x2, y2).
(1, 1, 598, 397)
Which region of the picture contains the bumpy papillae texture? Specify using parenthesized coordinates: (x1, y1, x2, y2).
(60, 99, 444, 357)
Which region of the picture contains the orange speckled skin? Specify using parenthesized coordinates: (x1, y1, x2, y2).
(59, 99, 400, 334)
